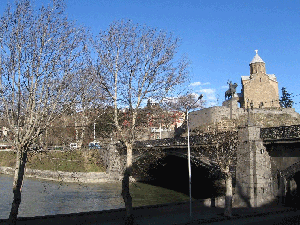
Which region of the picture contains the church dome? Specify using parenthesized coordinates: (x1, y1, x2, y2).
(250, 50, 264, 64)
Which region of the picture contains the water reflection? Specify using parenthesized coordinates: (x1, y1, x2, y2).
(0, 174, 188, 219)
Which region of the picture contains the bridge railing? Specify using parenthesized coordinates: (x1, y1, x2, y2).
(134, 137, 187, 148)
(134, 131, 237, 148)
(134, 136, 211, 148)
(260, 125, 300, 140)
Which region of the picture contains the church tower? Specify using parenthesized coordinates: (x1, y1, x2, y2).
(240, 50, 280, 109)
(249, 50, 266, 76)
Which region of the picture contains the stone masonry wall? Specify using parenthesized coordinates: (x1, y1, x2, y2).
(235, 126, 254, 207)
(235, 126, 275, 207)
(189, 101, 299, 133)
(242, 74, 280, 108)
(189, 105, 244, 131)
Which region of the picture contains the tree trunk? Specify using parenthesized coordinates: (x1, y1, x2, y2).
(121, 142, 134, 225)
(8, 148, 28, 225)
(224, 171, 233, 217)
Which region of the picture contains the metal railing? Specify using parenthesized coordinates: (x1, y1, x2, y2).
(134, 131, 238, 149)
(260, 125, 300, 140)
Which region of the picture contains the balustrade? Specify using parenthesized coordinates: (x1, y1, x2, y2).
(261, 125, 300, 140)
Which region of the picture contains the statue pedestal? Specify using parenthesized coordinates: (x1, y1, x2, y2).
(222, 97, 239, 109)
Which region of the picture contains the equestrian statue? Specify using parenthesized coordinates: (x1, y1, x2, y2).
(225, 81, 238, 100)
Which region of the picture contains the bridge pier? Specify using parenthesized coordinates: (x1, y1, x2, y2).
(235, 125, 274, 207)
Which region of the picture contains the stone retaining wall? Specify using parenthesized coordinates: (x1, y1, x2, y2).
(189, 104, 299, 132)
(0, 166, 111, 183)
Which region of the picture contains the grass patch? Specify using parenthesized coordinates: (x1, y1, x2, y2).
(130, 182, 190, 207)
(0, 150, 106, 172)
(0, 151, 16, 167)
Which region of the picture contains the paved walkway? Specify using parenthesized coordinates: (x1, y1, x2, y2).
(0, 201, 297, 225)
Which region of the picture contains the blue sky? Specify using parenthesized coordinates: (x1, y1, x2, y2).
(1, 0, 300, 111)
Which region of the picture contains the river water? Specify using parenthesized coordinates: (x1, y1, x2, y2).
(0, 174, 189, 219)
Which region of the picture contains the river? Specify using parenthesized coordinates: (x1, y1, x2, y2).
(0, 174, 189, 219)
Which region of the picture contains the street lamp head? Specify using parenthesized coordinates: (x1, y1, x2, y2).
(187, 94, 204, 111)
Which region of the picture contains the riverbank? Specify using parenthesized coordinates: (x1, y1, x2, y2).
(0, 166, 111, 183)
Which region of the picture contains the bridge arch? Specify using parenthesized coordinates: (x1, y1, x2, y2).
(131, 148, 224, 199)
(278, 161, 300, 206)
(133, 149, 219, 170)
(261, 125, 300, 207)
(281, 161, 300, 180)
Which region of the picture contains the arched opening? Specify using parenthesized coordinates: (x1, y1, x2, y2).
(133, 154, 223, 199)
(294, 171, 300, 194)
(286, 171, 300, 207)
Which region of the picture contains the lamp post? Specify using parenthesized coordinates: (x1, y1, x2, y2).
(187, 94, 203, 219)
(93, 122, 96, 142)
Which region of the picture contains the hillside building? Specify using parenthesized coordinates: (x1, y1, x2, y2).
(189, 50, 299, 133)
(239, 50, 280, 109)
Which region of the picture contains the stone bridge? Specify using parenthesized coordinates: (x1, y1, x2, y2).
(106, 124, 300, 207)
(261, 125, 300, 178)
(133, 132, 235, 169)
(237, 125, 300, 207)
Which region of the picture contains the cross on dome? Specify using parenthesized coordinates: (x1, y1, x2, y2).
(250, 50, 264, 64)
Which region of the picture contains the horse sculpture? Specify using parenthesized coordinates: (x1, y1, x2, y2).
(225, 81, 238, 100)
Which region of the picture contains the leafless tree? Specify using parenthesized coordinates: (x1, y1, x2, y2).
(165, 93, 204, 114)
(196, 131, 238, 217)
(164, 93, 204, 137)
(72, 65, 105, 147)
(94, 20, 189, 224)
(0, 0, 89, 223)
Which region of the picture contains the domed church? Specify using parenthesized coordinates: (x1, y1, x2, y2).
(239, 50, 280, 109)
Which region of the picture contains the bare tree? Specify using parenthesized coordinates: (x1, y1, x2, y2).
(165, 93, 204, 122)
(0, 0, 88, 223)
(166, 93, 204, 113)
(94, 20, 189, 224)
(196, 131, 238, 217)
(164, 93, 204, 137)
(72, 65, 105, 147)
